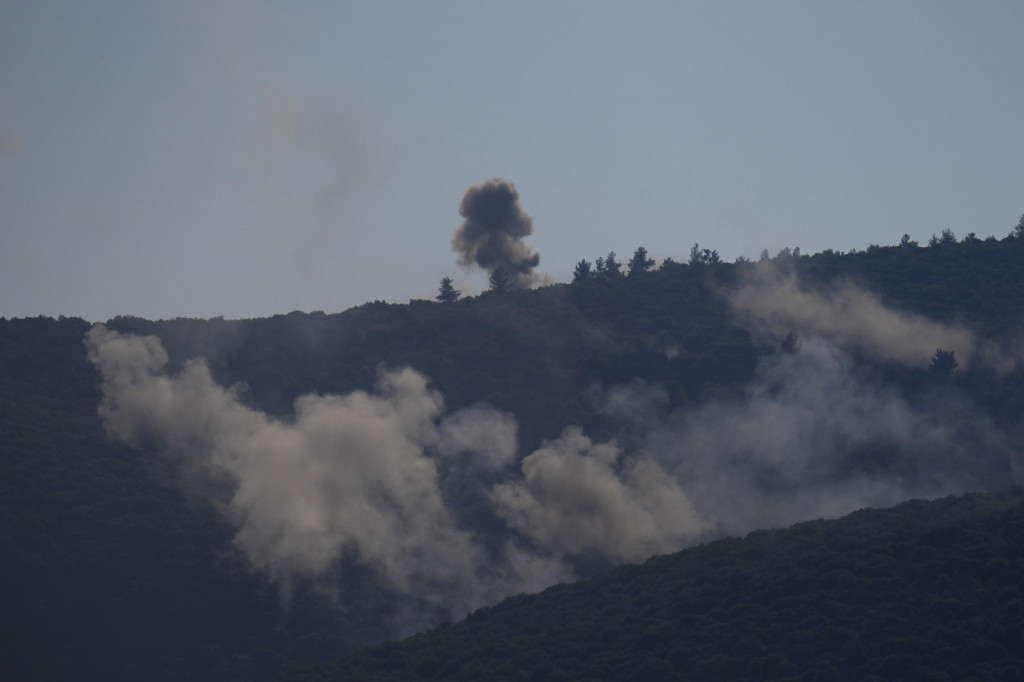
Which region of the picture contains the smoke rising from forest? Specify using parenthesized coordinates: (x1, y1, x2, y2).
(452, 178, 540, 288)
(728, 263, 977, 367)
(612, 337, 1019, 537)
(492, 427, 710, 561)
(86, 325, 693, 614)
(86, 326, 480, 598)
(85, 289, 1022, 621)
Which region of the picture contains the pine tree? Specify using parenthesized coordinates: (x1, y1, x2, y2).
(603, 252, 622, 277)
(690, 243, 721, 266)
(488, 267, 511, 293)
(929, 348, 958, 376)
(436, 277, 461, 303)
(572, 260, 592, 284)
(627, 247, 655, 276)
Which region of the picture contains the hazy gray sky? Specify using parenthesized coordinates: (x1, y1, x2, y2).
(2, 1, 1022, 321)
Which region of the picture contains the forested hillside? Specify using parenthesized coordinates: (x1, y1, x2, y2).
(284, 488, 1024, 682)
(3, 232, 1024, 680)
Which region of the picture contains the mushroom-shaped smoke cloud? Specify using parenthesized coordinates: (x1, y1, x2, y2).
(452, 178, 540, 288)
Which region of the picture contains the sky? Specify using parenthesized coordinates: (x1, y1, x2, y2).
(1, 1, 1022, 322)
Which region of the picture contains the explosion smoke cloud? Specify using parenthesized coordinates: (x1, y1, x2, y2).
(452, 178, 540, 288)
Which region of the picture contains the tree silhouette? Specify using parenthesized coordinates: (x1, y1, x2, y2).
(929, 348, 958, 376)
(488, 267, 511, 293)
(603, 252, 622, 277)
(689, 243, 720, 266)
(627, 247, 655, 276)
(436, 277, 461, 303)
(929, 229, 957, 247)
(572, 260, 592, 284)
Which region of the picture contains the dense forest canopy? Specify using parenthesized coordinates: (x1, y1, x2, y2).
(3, 230, 1024, 680)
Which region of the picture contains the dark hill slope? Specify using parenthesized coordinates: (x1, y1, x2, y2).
(285, 488, 1024, 682)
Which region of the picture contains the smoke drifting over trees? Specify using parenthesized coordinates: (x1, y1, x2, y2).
(726, 262, 1021, 371)
(84, 256, 1024, 623)
(633, 338, 1018, 536)
(452, 178, 540, 288)
(85, 325, 696, 616)
(491, 427, 709, 561)
(85, 326, 480, 598)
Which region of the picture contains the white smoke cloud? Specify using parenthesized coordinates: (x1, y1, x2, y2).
(491, 427, 711, 561)
(85, 324, 720, 611)
(86, 325, 478, 598)
(85, 315, 1021, 628)
(437, 403, 518, 469)
(728, 263, 977, 366)
(499, 541, 576, 594)
(631, 337, 1020, 537)
(89, 324, 686, 619)
(590, 379, 669, 431)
